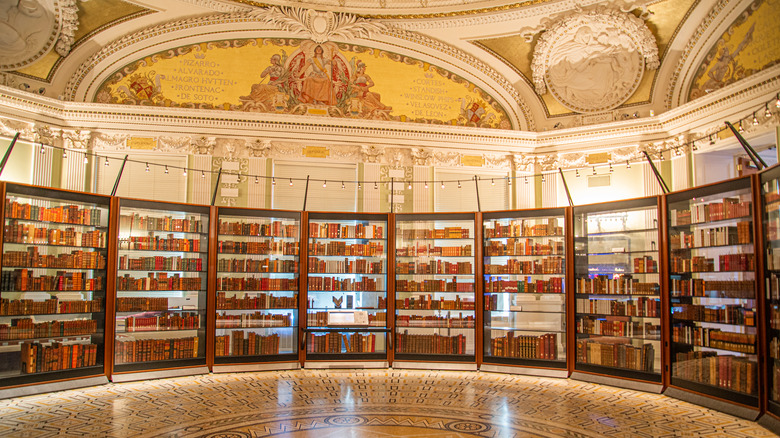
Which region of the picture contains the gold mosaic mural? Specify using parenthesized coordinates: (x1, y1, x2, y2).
(95, 39, 511, 129)
(688, 0, 780, 100)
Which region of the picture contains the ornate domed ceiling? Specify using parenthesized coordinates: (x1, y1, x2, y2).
(1, 0, 778, 134)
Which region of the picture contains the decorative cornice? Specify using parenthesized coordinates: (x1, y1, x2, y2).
(249, 7, 388, 43)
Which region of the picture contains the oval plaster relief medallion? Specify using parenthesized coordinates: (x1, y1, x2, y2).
(532, 9, 658, 113)
(0, 0, 59, 71)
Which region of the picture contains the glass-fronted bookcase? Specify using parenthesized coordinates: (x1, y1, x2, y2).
(214, 208, 300, 370)
(304, 213, 388, 366)
(481, 208, 568, 375)
(0, 183, 110, 392)
(573, 197, 662, 389)
(112, 199, 209, 380)
(665, 177, 759, 416)
(761, 166, 780, 422)
(394, 213, 476, 368)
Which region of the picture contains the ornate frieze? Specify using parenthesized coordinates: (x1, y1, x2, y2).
(249, 7, 388, 44)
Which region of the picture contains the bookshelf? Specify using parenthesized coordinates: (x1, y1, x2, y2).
(214, 208, 300, 368)
(762, 167, 780, 421)
(112, 199, 209, 378)
(0, 183, 110, 390)
(573, 197, 662, 387)
(305, 213, 388, 364)
(481, 209, 567, 374)
(666, 177, 759, 411)
(394, 213, 476, 367)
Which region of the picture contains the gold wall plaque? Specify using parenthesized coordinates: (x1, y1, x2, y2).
(461, 155, 484, 167)
(127, 137, 156, 150)
(587, 152, 611, 164)
(304, 146, 330, 158)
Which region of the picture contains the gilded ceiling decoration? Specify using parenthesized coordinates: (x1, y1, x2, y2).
(688, 0, 780, 101)
(94, 37, 512, 129)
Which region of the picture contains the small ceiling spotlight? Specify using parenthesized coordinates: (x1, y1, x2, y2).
(145, 163, 150, 172)
(592, 166, 596, 175)
(342, 181, 346, 190)
(322, 180, 327, 188)
(625, 160, 630, 169)
(104, 157, 109, 167)
(575, 169, 580, 177)
(164, 165, 169, 174)
(272, 178, 276, 186)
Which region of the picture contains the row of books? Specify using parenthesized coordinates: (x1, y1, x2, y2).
(119, 255, 202, 272)
(488, 332, 558, 360)
(218, 220, 297, 237)
(120, 214, 202, 233)
(4, 222, 105, 248)
(0, 298, 102, 316)
(216, 277, 298, 292)
(670, 256, 715, 273)
(118, 235, 202, 252)
(116, 297, 168, 312)
(396, 331, 468, 355)
(123, 312, 200, 332)
(21, 342, 98, 373)
(218, 240, 298, 255)
(308, 276, 383, 292)
(484, 257, 564, 275)
(307, 332, 378, 353)
(6, 201, 103, 226)
(396, 279, 474, 293)
(670, 198, 751, 226)
(672, 304, 755, 326)
(771, 304, 780, 330)
(309, 223, 383, 239)
(396, 313, 475, 328)
(396, 295, 475, 310)
(484, 277, 564, 295)
(0, 318, 97, 340)
(214, 332, 280, 356)
(116, 273, 201, 291)
(217, 258, 297, 273)
(576, 340, 655, 372)
(1, 270, 103, 291)
(670, 279, 755, 298)
(399, 227, 469, 239)
(577, 317, 659, 338)
(483, 219, 562, 238)
(396, 244, 472, 257)
(576, 297, 660, 317)
(308, 241, 384, 256)
(305, 311, 384, 327)
(576, 276, 659, 296)
(216, 292, 297, 309)
(308, 258, 383, 274)
(633, 256, 658, 273)
(114, 337, 199, 364)
(483, 239, 564, 256)
(670, 222, 752, 250)
(395, 260, 471, 275)
(3, 248, 105, 269)
(673, 351, 756, 395)
(670, 254, 756, 273)
(672, 325, 755, 353)
(215, 312, 292, 328)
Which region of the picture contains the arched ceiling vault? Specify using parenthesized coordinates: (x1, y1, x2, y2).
(0, 0, 778, 138)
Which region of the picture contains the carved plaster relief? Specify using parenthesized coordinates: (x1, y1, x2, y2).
(0, 0, 82, 71)
(61, 129, 90, 149)
(531, 7, 659, 113)
(249, 7, 387, 43)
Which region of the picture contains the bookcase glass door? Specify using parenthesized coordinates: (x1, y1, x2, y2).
(305, 213, 388, 360)
(215, 209, 299, 362)
(114, 199, 209, 371)
(762, 168, 780, 417)
(482, 209, 567, 368)
(394, 214, 476, 360)
(1, 184, 109, 385)
(667, 178, 758, 407)
(574, 198, 661, 381)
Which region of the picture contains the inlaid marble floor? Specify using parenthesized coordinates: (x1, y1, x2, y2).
(0, 369, 776, 437)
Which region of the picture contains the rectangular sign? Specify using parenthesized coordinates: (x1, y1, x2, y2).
(304, 146, 330, 158)
(587, 152, 611, 164)
(127, 137, 156, 150)
(461, 155, 484, 167)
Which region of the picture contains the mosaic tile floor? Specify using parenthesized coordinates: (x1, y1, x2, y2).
(0, 369, 776, 437)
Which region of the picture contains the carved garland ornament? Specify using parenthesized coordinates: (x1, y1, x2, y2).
(531, 7, 659, 113)
(248, 7, 387, 44)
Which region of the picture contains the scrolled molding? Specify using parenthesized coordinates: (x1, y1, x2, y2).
(249, 7, 388, 43)
(62, 129, 91, 150)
